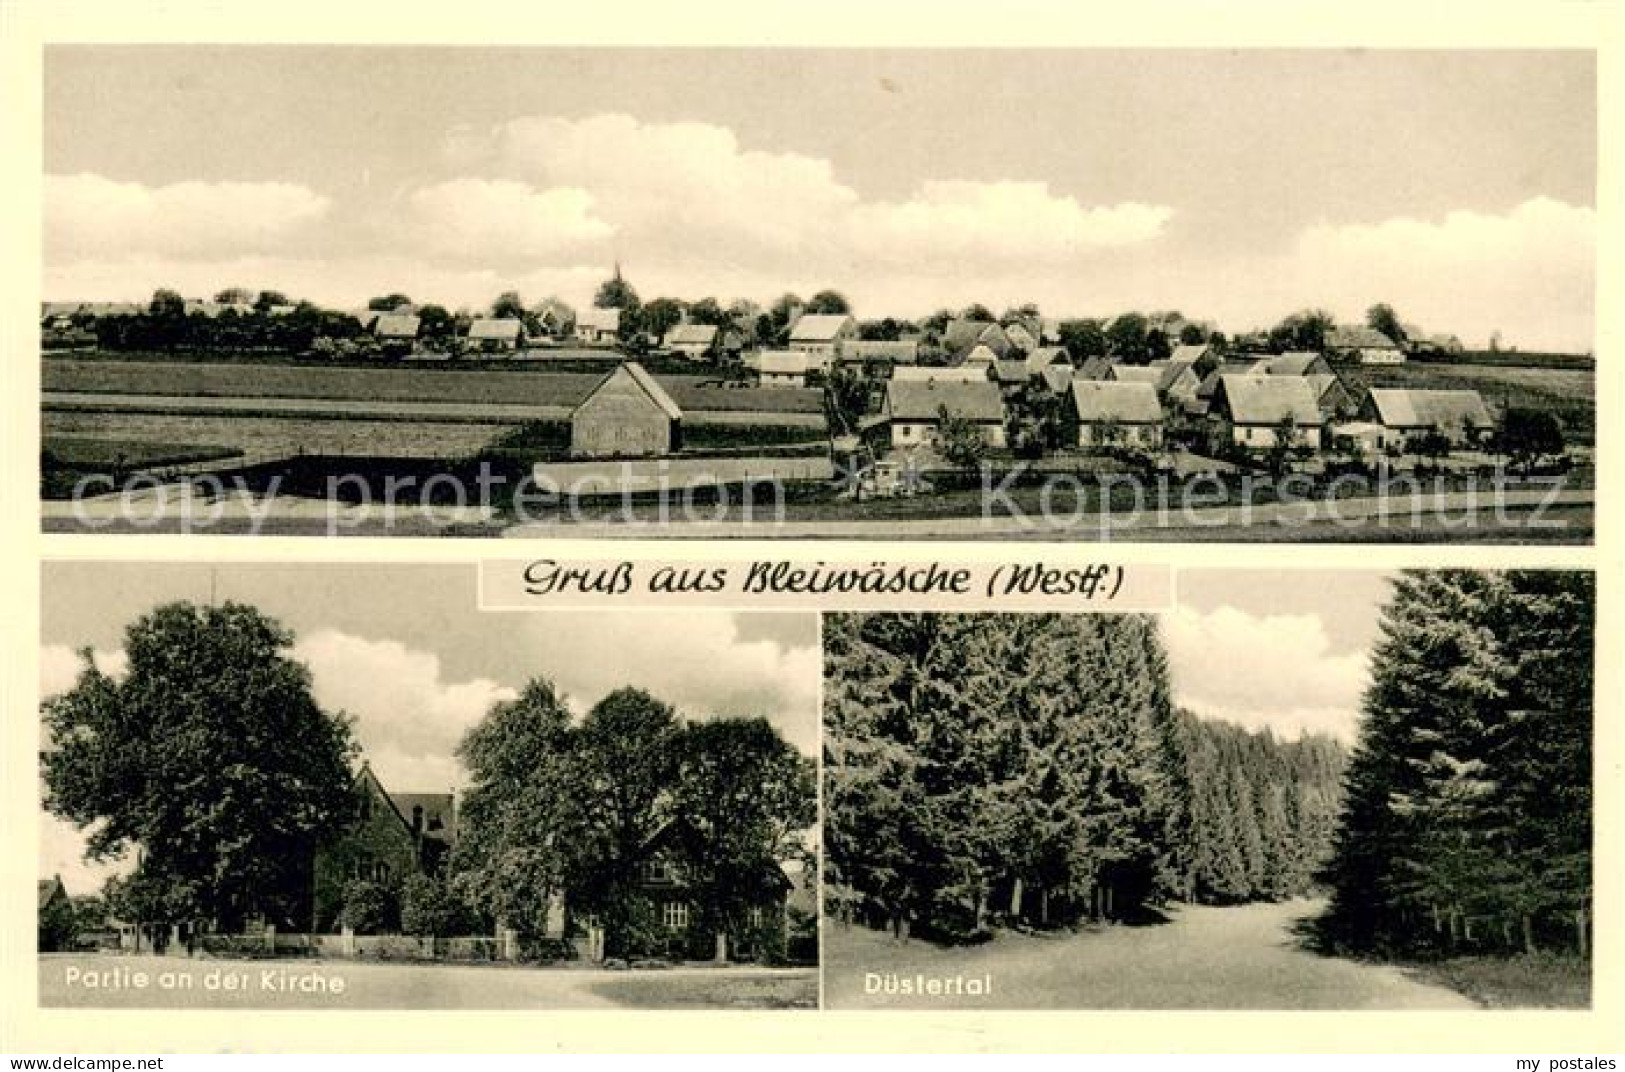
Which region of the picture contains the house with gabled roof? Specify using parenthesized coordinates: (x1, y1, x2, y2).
(1307, 372, 1358, 420)
(1075, 355, 1115, 381)
(575, 307, 623, 345)
(839, 339, 920, 367)
(1002, 320, 1041, 353)
(1208, 374, 1325, 450)
(1106, 365, 1162, 387)
(1023, 346, 1071, 376)
(664, 323, 721, 361)
(1362, 388, 1493, 448)
(570, 362, 683, 458)
(1167, 342, 1223, 379)
(881, 379, 1007, 450)
(757, 350, 819, 387)
(466, 317, 523, 352)
(1066, 380, 1165, 450)
(371, 313, 421, 356)
(788, 313, 858, 359)
(1149, 359, 1203, 410)
(942, 319, 1013, 362)
(891, 365, 993, 384)
(1325, 324, 1404, 364)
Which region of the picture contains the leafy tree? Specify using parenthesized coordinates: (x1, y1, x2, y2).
(38, 892, 77, 952)
(667, 719, 816, 960)
(451, 679, 579, 943)
(960, 303, 994, 322)
(1496, 408, 1565, 473)
(1106, 313, 1152, 363)
(1058, 318, 1108, 359)
(148, 289, 185, 318)
(417, 304, 454, 341)
(640, 298, 686, 340)
(400, 874, 470, 942)
(1269, 309, 1335, 352)
(368, 293, 413, 312)
(338, 879, 396, 935)
(214, 287, 254, 305)
(1179, 323, 1208, 345)
(937, 408, 989, 471)
(41, 602, 357, 932)
(254, 290, 290, 312)
(686, 297, 729, 326)
(1366, 303, 1407, 345)
(806, 290, 851, 315)
(491, 291, 527, 320)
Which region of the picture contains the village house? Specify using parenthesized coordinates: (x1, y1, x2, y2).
(1207, 374, 1325, 450)
(466, 317, 522, 352)
(664, 323, 721, 361)
(757, 350, 820, 387)
(1066, 380, 1165, 451)
(1038, 365, 1075, 394)
(959, 343, 1001, 368)
(1105, 365, 1163, 389)
(1075, 355, 1115, 381)
(533, 298, 575, 339)
(1361, 388, 1494, 450)
(992, 359, 1032, 390)
(1002, 320, 1041, 353)
(788, 313, 858, 359)
(1307, 372, 1358, 420)
(570, 362, 683, 458)
(942, 319, 1014, 363)
(1150, 359, 1203, 411)
(371, 313, 421, 356)
(880, 379, 1007, 450)
(1325, 324, 1405, 364)
(311, 764, 456, 932)
(575, 307, 622, 345)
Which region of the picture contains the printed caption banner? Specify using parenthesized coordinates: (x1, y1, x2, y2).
(479, 558, 1173, 612)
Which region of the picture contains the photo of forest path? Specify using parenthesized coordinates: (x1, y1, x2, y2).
(822, 570, 1593, 1009)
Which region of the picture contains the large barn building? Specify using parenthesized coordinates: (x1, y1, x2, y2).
(569, 362, 683, 458)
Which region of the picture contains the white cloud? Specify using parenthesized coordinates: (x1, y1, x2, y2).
(45, 173, 331, 263)
(1162, 606, 1368, 742)
(401, 179, 614, 264)
(292, 630, 517, 792)
(1287, 197, 1596, 351)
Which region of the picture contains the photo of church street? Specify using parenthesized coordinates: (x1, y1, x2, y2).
(37, 563, 819, 1008)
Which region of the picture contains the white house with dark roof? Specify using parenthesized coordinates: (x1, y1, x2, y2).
(756, 350, 820, 387)
(1362, 388, 1494, 448)
(881, 379, 1007, 450)
(1067, 380, 1165, 450)
(1208, 374, 1325, 449)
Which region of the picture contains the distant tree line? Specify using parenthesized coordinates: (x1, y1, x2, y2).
(1318, 570, 1593, 960)
(823, 612, 1345, 943)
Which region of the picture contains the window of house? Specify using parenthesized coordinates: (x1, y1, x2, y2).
(662, 901, 689, 931)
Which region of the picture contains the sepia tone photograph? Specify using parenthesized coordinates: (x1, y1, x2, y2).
(821, 569, 1594, 1009)
(38, 47, 1595, 541)
(36, 563, 819, 1009)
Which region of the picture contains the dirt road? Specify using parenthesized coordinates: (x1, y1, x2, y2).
(823, 899, 1478, 1009)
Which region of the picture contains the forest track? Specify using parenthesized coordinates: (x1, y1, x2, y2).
(824, 897, 1478, 1009)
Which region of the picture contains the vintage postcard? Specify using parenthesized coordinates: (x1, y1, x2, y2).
(34, 46, 1596, 542)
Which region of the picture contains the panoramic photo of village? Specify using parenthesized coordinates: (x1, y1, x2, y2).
(823, 570, 1594, 1009)
(37, 563, 819, 1009)
(39, 48, 1595, 539)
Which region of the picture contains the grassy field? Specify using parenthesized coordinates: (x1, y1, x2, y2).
(42, 436, 239, 469)
(1343, 362, 1595, 443)
(44, 357, 823, 414)
(1405, 953, 1590, 1009)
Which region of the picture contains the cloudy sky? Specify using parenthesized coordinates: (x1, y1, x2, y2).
(1167, 568, 1392, 744)
(38, 562, 818, 894)
(44, 48, 1595, 351)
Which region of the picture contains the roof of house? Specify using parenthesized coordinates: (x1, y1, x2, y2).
(1107, 365, 1162, 385)
(1307, 372, 1348, 402)
(1325, 324, 1398, 350)
(942, 319, 1010, 355)
(1024, 346, 1070, 373)
(467, 317, 522, 340)
(789, 313, 855, 342)
(885, 379, 1006, 422)
(1196, 361, 1258, 398)
(892, 365, 992, 383)
(1069, 380, 1164, 424)
(578, 361, 684, 421)
(1250, 351, 1325, 376)
(1168, 343, 1213, 366)
(373, 313, 421, 339)
(1366, 388, 1493, 430)
(758, 350, 814, 375)
(1040, 366, 1074, 393)
(577, 307, 622, 333)
(958, 343, 1000, 365)
(1076, 355, 1114, 381)
(389, 792, 458, 844)
(841, 340, 919, 362)
(993, 359, 1031, 384)
(665, 323, 719, 347)
(1155, 362, 1201, 395)
(1213, 374, 1325, 426)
